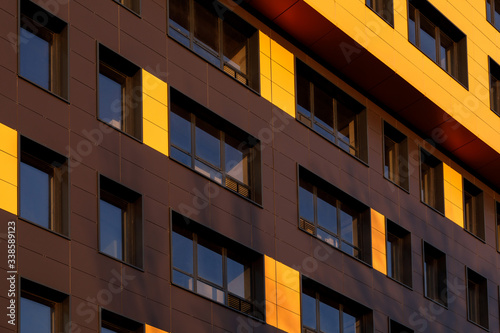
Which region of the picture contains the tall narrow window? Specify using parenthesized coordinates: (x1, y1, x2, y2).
(101, 308, 143, 333)
(386, 221, 412, 287)
(19, 0, 68, 98)
(467, 268, 489, 329)
(486, 0, 500, 31)
(168, 0, 259, 90)
(408, 0, 468, 87)
(489, 57, 500, 116)
(423, 242, 447, 306)
(383, 122, 409, 189)
(296, 60, 368, 162)
(366, 0, 394, 25)
(420, 148, 444, 213)
(463, 180, 485, 240)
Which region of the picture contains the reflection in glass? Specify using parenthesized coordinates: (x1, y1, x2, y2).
(195, 118, 220, 168)
(320, 300, 340, 333)
(20, 27, 50, 90)
(223, 21, 247, 74)
(170, 107, 192, 153)
(20, 162, 50, 228)
(99, 73, 123, 129)
(299, 179, 315, 223)
(317, 189, 337, 233)
(197, 280, 225, 303)
(172, 229, 193, 274)
(419, 15, 436, 62)
(99, 200, 123, 260)
(225, 136, 249, 184)
(302, 291, 317, 329)
(172, 270, 194, 291)
(227, 257, 251, 299)
(197, 242, 223, 286)
(21, 297, 51, 333)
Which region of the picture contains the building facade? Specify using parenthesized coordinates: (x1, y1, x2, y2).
(0, 0, 500, 332)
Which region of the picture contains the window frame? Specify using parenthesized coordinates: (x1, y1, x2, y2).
(113, 0, 141, 16)
(383, 122, 409, 191)
(466, 267, 489, 330)
(496, 201, 500, 253)
(488, 57, 500, 116)
(422, 241, 447, 307)
(463, 180, 485, 241)
(366, 0, 394, 26)
(486, 0, 500, 31)
(386, 220, 412, 288)
(100, 308, 144, 333)
(389, 319, 414, 333)
(419, 148, 444, 214)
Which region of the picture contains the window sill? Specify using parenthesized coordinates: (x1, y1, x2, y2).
(18, 75, 70, 104)
(463, 228, 486, 244)
(365, 4, 394, 28)
(383, 175, 410, 194)
(96, 117, 143, 143)
(18, 217, 70, 240)
(423, 294, 448, 309)
(420, 199, 445, 217)
(467, 318, 490, 332)
(98, 251, 144, 272)
(386, 275, 413, 291)
(113, 0, 141, 17)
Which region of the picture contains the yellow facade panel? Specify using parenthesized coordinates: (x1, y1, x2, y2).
(443, 164, 463, 190)
(0, 123, 18, 157)
(276, 261, 300, 292)
(372, 249, 387, 275)
(0, 152, 17, 186)
(0, 180, 17, 215)
(145, 324, 168, 333)
(142, 69, 168, 105)
(270, 40, 294, 73)
(271, 83, 295, 118)
(266, 300, 278, 327)
(370, 209, 385, 233)
(264, 255, 276, 280)
(277, 306, 301, 333)
(143, 119, 169, 156)
(444, 182, 463, 205)
(261, 76, 272, 102)
(143, 94, 168, 131)
(276, 283, 300, 315)
(265, 277, 277, 304)
(260, 53, 271, 80)
(445, 200, 464, 228)
(259, 31, 270, 57)
(271, 62, 295, 95)
(372, 229, 386, 253)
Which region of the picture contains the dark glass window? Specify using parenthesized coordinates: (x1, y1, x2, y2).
(463, 180, 484, 240)
(20, 161, 50, 228)
(408, 1, 468, 87)
(298, 167, 371, 263)
(99, 175, 143, 267)
(467, 268, 489, 329)
(19, 0, 68, 98)
(20, 296, 52, 333)
(169, 89, 261, 202)
(101, 308, 143, 333)
(366, 0, 394, 26)
(496, 201, 500, 252)
(168, 0, 259, 90)
(386, 221, 412, 287)
(171, 211, 264, 319)
(296, 60, 367, 162)
(114, 0, 140, 14)
(390, 319, 414, 333)
(487, 0, 500, 30)
(489, 58, 500, 116)
(420, 148, 444, 213)
(383, 122, 409, 190)
(423, 242, 447, 306)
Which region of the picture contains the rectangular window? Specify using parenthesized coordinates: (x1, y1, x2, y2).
(302, 277, 372, 333)
(101, 308, 143, 333)
(408, 0, 468, 87)
(19, 0, 68, 98)
(420, 148, 444, 213)
(168, 0, 259, 90)
(296, 60, 368, 162)
(169, 88, 262, 203)
(386, 221, 412, 287)
(298, 166, 371, 263)
(171, 210, 264, 319)
(487, 0, 500, 30)
(496, 201, 500, 252)
(20, 137, 69, 235)
(114, 0, 140, 15)
(489, 57, 500, 116)
(383, 122, 409, 190)
(98, 44, 142, 140)
(99, 175, 143, 268)
(467, 268, 489, 329)
(423, 242, 447, 306)
(366, 0, 394, 26)
(463, 180, 485, 240)
(20, 278, 69, 333)
(390, 319, 414, 333)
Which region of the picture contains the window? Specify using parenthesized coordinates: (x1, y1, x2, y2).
(298, 167, 371, 263)
(20, 278, 69, 333)
(99, 175, 143, 267)
(302, 277, 373, 333)
(408, 0, 468, 86)
(386, 221, 412, 287)
(383, 122, 409, 190)
(168, 0, 259, 90)
(19, 137, 69, 235)
(366, 0, 394, 26)
(169, 88, 262, 203)
(489, 57, 500, 116)
(467, 268, 489, 329)
(114, 0, 140, 15)
(171, 210, 264, 319)
(420, 148, 444, 213)
(496, 201, 500, 252)
(19, 0, 68, 98)
(296, 60, 368, 162)
(98, 44, 142, 139)
(487, 0, 500, 30)
(423, 242, 447, 306)
(390, 319, 414, 333)
(101, 308, 143, 333)
(463, 180, 485, 240)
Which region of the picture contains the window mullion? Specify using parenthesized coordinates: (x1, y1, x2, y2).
(435, 26, 440, 66)
(191, 114, 196, 169)
(415, 9, 421, 48)
(316, 293, 321, 333)
(189, 0, 194, 49)
(313, 185, 318, 231)
(193, 233, 198, 293)
(222, 247, 228, 304)
(310, 81, 315, 122)
(333, 97, 338, 145)
(220, 131, 226, 183)
(218, 17, 224, 70)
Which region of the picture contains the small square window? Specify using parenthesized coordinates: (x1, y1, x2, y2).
(489, 57, 500, 116)
(467, 268, 489, 329)
(99, 175, 143, 267)
(487, 0, 500, 31)
(101, 308, 143, 333)
(390, 319, 413, 333)
(20, 278, 69, 333)
(114, 0, 140, 15)
(383, 122, 409, 190)
(423, 242, 447, 306)
(98, 44, 142, 140)
(19, 0, 68, 99)
(20, 137, 69, 235)
(420, 148, 444, 213)
(463, 180, 484, 240)
(366, 0, 394, 26)
(386, 221, 412, 287)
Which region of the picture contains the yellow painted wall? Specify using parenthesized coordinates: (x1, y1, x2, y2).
(304, 0, 500, 154)
(145, 324, 168, 333)
(259, 31, 296, 118)
(443, 163, 464, 227)
(264, 256, 301, 333)
(0, 123, 17, 215)
(371, 209, 387, 275)
(142, 70, 169, 156)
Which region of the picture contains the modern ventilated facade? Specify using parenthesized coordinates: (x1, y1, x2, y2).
(1, 0, 500, 332)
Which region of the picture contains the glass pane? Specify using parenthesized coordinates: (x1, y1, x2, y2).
(173, 270, 194, 291)
(301, 291, 317, 329)
(317, 228, 339, 248)
(487, 0, 492, 23)
(340, 203, 358, 246)
(495, 0, 500, 30)
(20, 27, 50, 90)
(313, 122, 335, 142)
(223, 20, 247, 74)
(20, 297, 52, 333)
(464, 192, 474, 232)
(194, 1, 219, 54)
(195, 118, 221, 168)
(99, 200, 123, 260)
(343, 311, 358, 333)
(102, 328, 117, 333)
(408, 5, 416, 45)
(197, 280, 225, 303)
(491, 75, 500, 113)
(227, 257, 251, 299)
(439, 32, 454, 73)
(317, 188, 337, 234)
(297, 73, 311, 117)
(99, 73, 123, 130)
(172, 229, 193, 274)
(170, 106, 192, 153)
(299, 179, 314, 223)
(225, 136, 249, 184)
(384, 135, 397, 181)
(169, 0, 190, 35)
(387, 233, 401, 280)
(313, 85, 334, 131)
(319, 300, 340, 333)
(197, 241, 223, 286)
(194, 160, 223, 184)
(337, 102, 357, 149)
(171, 147, 192, 166)
(419, 14, 437, 62)
(20, 162, 50, 228)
